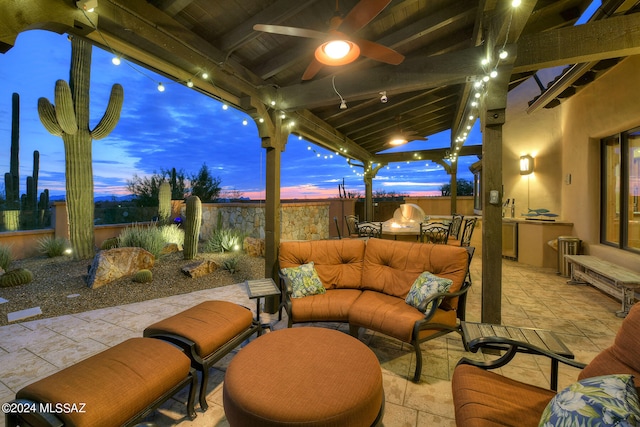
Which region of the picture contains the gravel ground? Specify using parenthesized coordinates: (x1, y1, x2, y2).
(0, 251, 265, 326)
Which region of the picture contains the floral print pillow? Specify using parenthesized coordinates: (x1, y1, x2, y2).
(281, 262, 326, 299)
(405, 271, 452, 313)
(538, 374, 640, 427)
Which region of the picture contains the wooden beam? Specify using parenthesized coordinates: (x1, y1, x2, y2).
(514, 12, 640, 73)
(373, 145, 482, 164)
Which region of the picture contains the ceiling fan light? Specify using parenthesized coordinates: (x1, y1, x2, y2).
(324, 40, 350, 59)
(315, 40, 360, 66)
(389, 137, 407, 146)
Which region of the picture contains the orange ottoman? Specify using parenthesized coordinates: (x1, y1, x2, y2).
(144, 300, 259, 410)
(8, 338, 196, 427)
(223, 327, 384, 427)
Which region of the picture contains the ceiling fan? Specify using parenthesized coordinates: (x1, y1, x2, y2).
(253, 0, 405, 81)
(389, 116, 427, 146)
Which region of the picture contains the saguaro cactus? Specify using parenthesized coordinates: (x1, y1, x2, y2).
(37, 36, 123, 259)
(158, 181, 171, 225)
(183, 196, 202, 260)
(4, 93, 20, 209)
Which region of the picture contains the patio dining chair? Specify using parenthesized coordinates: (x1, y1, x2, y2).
(344, 215, 359, 237)
(356, 222, 382, 238)
(458, 217, 477, 247)
(449, 213, 464, 240)
(420, 222, 451, 244)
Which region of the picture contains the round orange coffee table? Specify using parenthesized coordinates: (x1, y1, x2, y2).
(223, 327, 384, 426)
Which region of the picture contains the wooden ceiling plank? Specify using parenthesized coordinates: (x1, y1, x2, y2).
(217, 0, 320, 53)
(276, 46, 485, 110)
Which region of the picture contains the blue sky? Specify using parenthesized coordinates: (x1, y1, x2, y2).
(0, 30, 479, 200)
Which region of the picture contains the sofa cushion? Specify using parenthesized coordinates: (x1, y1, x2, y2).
(281, 261, 326, 298)
(538, 374, 640, 427)
(362, 238, 468, 310)
(290, 289, 363, 323)
(579, 303, 640, 392)
(349, 290, 457, 342)
(405, 271, 453, 313)
(452, 364, 555, 427)
(279, 240, 365, 290)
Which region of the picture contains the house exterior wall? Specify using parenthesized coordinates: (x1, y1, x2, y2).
(503, 56, 640, 271)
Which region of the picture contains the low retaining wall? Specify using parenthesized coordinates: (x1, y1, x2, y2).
(2, 200, 334, 259)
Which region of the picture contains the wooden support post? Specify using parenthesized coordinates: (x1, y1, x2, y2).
(261, 113, 288, 313)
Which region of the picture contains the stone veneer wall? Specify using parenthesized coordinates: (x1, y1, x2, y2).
(188, 201, 330, 241)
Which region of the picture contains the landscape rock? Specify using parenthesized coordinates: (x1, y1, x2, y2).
(243, 236, 265, 257)
(161, 243, 181, 254)
(182, 260, 219, 278)
(87, 247, 155, 289)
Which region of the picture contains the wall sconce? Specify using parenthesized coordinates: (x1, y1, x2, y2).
(520, 154, 534, 175)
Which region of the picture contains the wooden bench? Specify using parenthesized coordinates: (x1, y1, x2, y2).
(565, 255, 640, 317)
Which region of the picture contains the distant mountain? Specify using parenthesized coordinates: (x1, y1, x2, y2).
(49, 194, 136, 202)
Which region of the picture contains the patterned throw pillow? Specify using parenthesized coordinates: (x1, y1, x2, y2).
(538, 374, 640, 427)
(281, 262, 326, 299)
(405, 271, 452, 313)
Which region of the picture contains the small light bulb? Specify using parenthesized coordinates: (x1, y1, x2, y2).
(201, 71, 209, 79)
(270, 100, 276, 106)
(259, 117, 264, 123)
(242, 119, 248, 125)
(186, 80, 194, 88)
(483, 75, 490, 82)
(157, 82, 165, 92)
(469, 115, 474, 120)
(222, 104, 228, 110)
(490, 70, 498, 78)
(499, 49, 508, 60)
(512, 0, 521, 7)
(481, 58, 489, 65)
(112, 56, 121, 65)
(474, 92, 481, 98)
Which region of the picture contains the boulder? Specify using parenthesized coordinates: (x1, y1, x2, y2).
(181, 260, 219, 278)
(87, 247, 155, 289)
(161, 243, 181, 254)
(243, 236, 265, 257)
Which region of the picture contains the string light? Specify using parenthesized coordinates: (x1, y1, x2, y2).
(186, 79, 194, 88)
(157, 82, 165, 92)
(111, 56, 121, 65)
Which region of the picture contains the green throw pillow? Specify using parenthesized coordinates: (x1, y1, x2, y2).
(539, 374, 640, 427)
(281, 262, 326, 298)
(405, 271, 452, 312)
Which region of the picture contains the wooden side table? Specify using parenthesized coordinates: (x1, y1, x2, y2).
(460, 321, 575, 391)
(246, 278, 280, 333)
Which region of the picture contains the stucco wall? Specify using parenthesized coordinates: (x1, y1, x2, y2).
(504, 56, 640, 271)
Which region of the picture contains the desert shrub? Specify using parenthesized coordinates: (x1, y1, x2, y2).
(0, 268, 33, 287)
(159, 224, 185, 246)
(222, 256, 240, 274)
(203, 228, 245, 253)
(37, 236, 70, 258)
(101, 237, 119, 250)
(118, 224, 165, 259)
(0, 244, 12, 271)
(133, 269, 153, 283)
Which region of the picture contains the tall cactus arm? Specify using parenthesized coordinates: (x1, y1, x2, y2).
(37, 98, 63, 136)
(54, 80, 78, 135)
(91, 83, 124, 140)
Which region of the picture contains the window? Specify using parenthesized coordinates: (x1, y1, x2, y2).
(601, 127, 640, 253)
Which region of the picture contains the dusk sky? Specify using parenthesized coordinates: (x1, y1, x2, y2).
(0, 30, 480, 201)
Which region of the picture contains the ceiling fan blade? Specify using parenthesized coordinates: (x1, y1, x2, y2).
(340, 0, 391, 34)
(253, 24, 327, 39)
(302, 58, 324, 81)
(355, 37, 404, 65)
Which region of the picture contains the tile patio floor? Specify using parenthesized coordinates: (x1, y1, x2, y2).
(0, 256, 626, 426)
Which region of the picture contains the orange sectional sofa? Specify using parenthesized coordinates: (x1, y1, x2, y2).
(278, 237, 471, 381)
